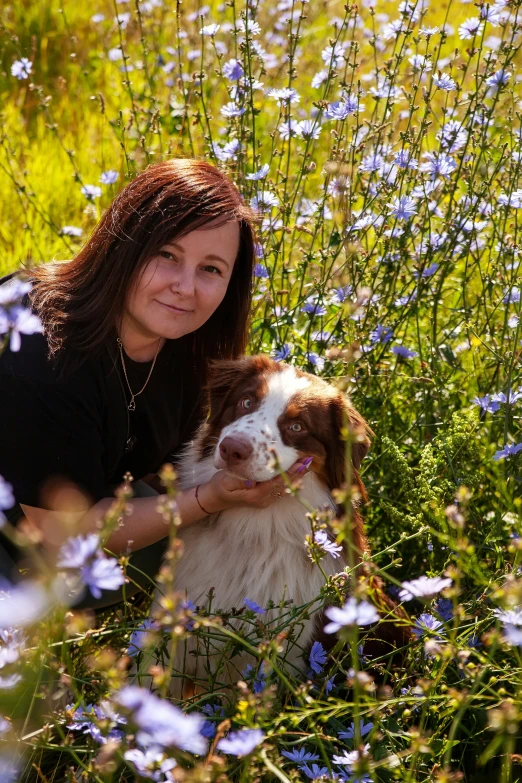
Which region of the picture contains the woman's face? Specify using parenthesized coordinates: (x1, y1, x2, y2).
(125, 218, 240, 343)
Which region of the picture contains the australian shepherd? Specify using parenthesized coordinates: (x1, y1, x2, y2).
(151, 355, 404, 695)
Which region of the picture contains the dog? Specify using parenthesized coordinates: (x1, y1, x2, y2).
(149, 355, 404, 696)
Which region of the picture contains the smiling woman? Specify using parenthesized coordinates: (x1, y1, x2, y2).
(0, 158, 302, 609)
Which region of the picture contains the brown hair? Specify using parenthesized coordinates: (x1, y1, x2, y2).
(27, 158, 260, 387)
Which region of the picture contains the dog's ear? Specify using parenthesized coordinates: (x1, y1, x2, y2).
(325, 394, 373, 493)
(205, 355, 275, 426)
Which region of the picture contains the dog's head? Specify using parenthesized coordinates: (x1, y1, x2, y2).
(197, 355, 372, 491)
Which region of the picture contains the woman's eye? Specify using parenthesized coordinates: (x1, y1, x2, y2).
(159, 251, 176, 261)
(202, 265, 221, 275)
(290, 422, 303, 432)
(241, 398, 252, 409)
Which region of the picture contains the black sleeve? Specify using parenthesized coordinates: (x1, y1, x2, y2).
(0, 373, 106, 511)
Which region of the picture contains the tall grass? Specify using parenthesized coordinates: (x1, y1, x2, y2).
(1, 0, 522, 780)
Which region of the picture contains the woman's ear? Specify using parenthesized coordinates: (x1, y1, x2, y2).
(325, 395, 373, 492)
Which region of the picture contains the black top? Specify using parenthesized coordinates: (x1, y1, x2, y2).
(0, 274, 204, 522)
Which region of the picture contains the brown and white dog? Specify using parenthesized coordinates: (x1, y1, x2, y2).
(155, 355, 403, 694)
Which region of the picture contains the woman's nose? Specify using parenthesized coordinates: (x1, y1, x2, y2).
(171, 267, 195, 297)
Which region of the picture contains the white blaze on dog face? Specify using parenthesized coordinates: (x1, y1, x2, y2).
(215, 366, 311, 480)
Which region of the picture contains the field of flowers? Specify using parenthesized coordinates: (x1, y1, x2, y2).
(1, 0, 522, 780)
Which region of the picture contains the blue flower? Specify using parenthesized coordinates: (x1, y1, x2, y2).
(223, 59, 243, 81)
(493, 390, 522, 404)
(244, 598, 265, 614)
(242, 662, 266, 693)
(388, 195, 418, 220)
(312, 530, 342, 559)
(331, 285, 353, 304)
(250, 190, 279, 211)
(503, 625, 522, 646)
(324, 598, 379, 633)
(0, 576, 49, 629)
(295, 120, 322, 140)
(81, 557, 125, 599)
(299, 763, 330, 779)
(11, 58, 32, 80)
(100, 170, 119, 185)
(433, 72, 457, 90)
(325, 95, 360, 120)
(246, 164, 270, 181)
(114, 686, 206, 753)
(391, 345, 418, 359)
(212, 139, 240, 162)
(254, 263, 269, 278)
(338, 719, 373, 740)
(493, 443, 522, 461)
(273, 344, 291, 361)
(57, 534, 101, 569)
(399, 576, 452, 602)
(81, 184, 102, 199)
(57, 533, 124, 600)
(325, 676, 336, 694)
(473, 395, 501, 413)
(412, 613, 445, 639)
(369, 324, 393, 344)
(309, 641, 327, 674)
(220, 102, 246, 118)
(281, 747, 319, 763)
(459, 17, 483, 39)
(128, 618, 159, 657)
(414, 262, 439, 278)
(0, 306, 42, 352)
(180, 599, 196, 631)
(200, 704, 225, 739)
(503, 287, 520, 304)
(435, 598, 453, 622)
(200, 23, 220, 35)
(267, 87, 300, 104)
(301, 296, 327, 316)
(306, 353, 326, 371)
(419, 152, 457, 179)
(0, 477, 15, 525)
(124, 748, 177, 780)
(217, 728, 265, 756)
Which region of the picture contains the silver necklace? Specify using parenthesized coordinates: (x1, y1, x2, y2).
(116, 337, 161, 411)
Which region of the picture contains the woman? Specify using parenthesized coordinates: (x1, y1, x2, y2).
(0, 158, 306, 609)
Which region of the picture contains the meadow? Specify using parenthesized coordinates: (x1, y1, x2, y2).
(1, 0, 522, 780)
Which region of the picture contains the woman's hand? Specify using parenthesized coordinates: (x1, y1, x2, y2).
(196, 457, 313, 514)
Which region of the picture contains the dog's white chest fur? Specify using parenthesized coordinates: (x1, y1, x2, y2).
(155, 446, 346, 686)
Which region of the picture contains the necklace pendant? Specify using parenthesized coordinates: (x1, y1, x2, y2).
(128, 398, 136, 411)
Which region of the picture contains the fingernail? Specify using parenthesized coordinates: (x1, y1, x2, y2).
(244, 480, 254, 488)
(296, 456, 313, 474)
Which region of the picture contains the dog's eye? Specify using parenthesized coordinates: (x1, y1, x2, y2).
(241, 397, 252, 409)
(289, 422, 303, 432)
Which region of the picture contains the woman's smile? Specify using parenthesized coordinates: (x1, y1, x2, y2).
(155, 299, 192, 314)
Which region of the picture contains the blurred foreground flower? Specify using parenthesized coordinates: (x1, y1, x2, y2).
(324, 598, 379, 633)
(57, 533, 124, 600)
(217, 728, 265, 757)
(399, 576, 452, 601)
(114, 685, 206, 753)
(0, 577, 49, 629)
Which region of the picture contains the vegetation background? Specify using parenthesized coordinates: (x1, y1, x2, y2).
(1, 0, 522, 780)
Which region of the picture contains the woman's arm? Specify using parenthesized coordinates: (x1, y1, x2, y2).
(21, 485, 216, 557)
(21, 459, 310, 558)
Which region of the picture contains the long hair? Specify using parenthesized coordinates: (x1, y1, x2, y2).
(27, 158, 260, 390)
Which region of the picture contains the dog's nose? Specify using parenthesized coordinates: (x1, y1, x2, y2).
(219, 436, 253, 466)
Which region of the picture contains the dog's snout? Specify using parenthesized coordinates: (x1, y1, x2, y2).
(219, 436, 253, 466)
